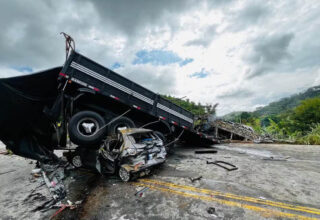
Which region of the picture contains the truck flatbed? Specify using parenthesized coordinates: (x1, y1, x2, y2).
(60, 51, 215, 144)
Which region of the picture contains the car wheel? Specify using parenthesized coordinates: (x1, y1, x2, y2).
(68, 111, 107, 145)
(119, 167, 131, 182)
(72, 155, 82, 168)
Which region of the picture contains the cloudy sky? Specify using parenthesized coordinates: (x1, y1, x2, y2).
(0, 0, 319, 115)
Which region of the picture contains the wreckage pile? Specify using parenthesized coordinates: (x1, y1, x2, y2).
(210, 119, 274, 143)
(24, 161, 84, 218)
(20, 128, 167, 217)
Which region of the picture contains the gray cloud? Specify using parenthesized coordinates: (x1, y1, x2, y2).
(0, 0, 112, 69)
(239, 4, 269, 22)
(207, 0, 236, 8)
(185, 25, 217, 47)
(0, 0, 203, 70)
(118, 65, 176, 94)
(0, 0, 319, 117)
(80, 0, 196, 36)
(85, 0, 235, 37)
(244, 33, 294, 78)
(227, 2, 271, 32)
(251, 33, 294, 63)
(0, 1, 61, 68)
(217, 88, 253, 99)
(0, 0, 189, 95)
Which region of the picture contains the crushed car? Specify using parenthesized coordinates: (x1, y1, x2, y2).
(67, 128, 167, 182)
(105, 128, 167, 182)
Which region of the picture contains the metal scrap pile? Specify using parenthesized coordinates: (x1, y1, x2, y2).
(210, 119, 274, 143)
(25, 161, 84, 218)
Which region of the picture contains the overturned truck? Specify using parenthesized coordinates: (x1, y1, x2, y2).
(0, 48, 216, 162)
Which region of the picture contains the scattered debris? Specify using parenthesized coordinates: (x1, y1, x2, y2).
(214, 145, 283, 159)
(262, 156, 290, 161)
(74, 200, 82, 205)
(24, 182, 46, 203)
(41, 165, 67, 201)
(50, 203, 78, 219)
(194, 150, 217, 154)
(135, 187, 149, 197)
(33, 173, 41, 178)
(31, 168, 42, 174)
(0, 170, 15, 175)
(189, 176, 203, 183)
(0, 149, 8, 155)
(207, 207, 216, 214)
(207, 160, 238, 171)
(24, 161, 69, 214)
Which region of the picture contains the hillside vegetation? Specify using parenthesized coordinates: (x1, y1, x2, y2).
(163, 86, 320, 144)
(162, 95, 206, 116)
(222, 85, 320, 144)
(255, 85, 320, 116)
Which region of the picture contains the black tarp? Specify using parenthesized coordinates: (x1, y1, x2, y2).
(0, 67, 62, 161)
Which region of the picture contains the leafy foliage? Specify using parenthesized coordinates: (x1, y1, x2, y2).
(221, 86, 320, 145)
(162, 95, 206, 116)
(255, 85, 320, 117)
(234, 98, 320, 144)
(163, 86, 320, 145)
(295, 124, 320, 145)
(291, 97, 320, 132)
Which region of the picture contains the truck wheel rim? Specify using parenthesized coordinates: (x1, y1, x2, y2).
(115, 123, 131, 133)
(77, 117, 99, 137)
(119, 167, 130, 182)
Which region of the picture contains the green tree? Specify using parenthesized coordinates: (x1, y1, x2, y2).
(240, 112, 252, 122)
(162, 95, 206, 116)
(296, 124, 320, 145)
(292, 97, 320, 133)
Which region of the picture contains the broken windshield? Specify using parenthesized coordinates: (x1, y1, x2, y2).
(128, 132, 157, 144)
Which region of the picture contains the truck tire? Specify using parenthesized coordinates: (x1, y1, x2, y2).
(68, 111, 107, 145)
(107, 117, 135, 136)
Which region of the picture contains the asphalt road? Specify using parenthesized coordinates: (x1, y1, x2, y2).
(78, 143, 320, 220)
(0, 143, 52, 220)
(1, 142, 320, 219)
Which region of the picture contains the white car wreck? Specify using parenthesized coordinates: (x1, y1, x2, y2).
(100, 128, 167, 182)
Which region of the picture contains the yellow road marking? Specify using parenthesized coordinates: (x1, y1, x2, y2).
(139, 178, 320, 216)
(133, 182, 318, 220)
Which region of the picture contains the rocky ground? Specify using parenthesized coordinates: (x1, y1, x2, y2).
(1, 142, 320, 219)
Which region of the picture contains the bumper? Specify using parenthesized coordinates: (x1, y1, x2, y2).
(122, 158, 166, 173)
